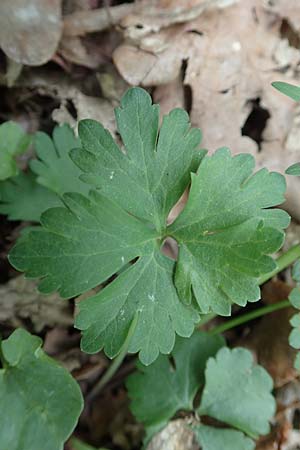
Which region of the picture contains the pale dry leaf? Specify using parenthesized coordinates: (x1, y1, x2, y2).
(63, 4, 135, 36)
(146, 419, 198, 450)
(0, 0, 62, 66)
(114, 0, 238, 85)
(0, 275, 73, 332)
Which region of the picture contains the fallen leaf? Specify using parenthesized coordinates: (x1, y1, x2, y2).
(146, 419, 198, 450)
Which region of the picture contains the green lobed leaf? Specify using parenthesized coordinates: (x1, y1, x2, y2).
(76, 252, 199, 365)
(285, 163, 300, 176)
(126, 332, 225, 428)
(198, 347, 275, 438)
(0, 328, 83, 450)
(169, 147, 289, 315)
(0, 171, 61, 221)
(30, 124, 89, 196)
(9, 88, 289, 363)
(272, 81, 300, 102)
(0, 121, 31, 180)
(193, 425, 255, 450)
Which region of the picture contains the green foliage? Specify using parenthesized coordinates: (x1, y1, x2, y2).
(30, 124, 89, 196)
(285, 162, 300, 176)
(169, 148, 289, 315)
(272, 81, 300, 102)
(193, 425, 255, 450)
(0, 328, 83, 450)
(0, 124, 88, 222)
(9, 87, 289, 365)
(198, 347, 275, 437)
(272, 82, 300, 176)
(126, 332, 224, 430)
(0, 121, 31, 180)
(288, 263, 300, 368)
(0, 171, 61, 221)
(127, 333, 275, 447)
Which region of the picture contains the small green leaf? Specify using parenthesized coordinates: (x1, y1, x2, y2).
(289, 313, 300, 349)
(285, 163, 300, 176)
(294, 352, 300, 370)
(193, 425, 255, 450)
(198, 347, 275, 438)
(169, 148, 289, 315)
(0, 121, 31, 180)
(289, 288, 300, 309)
(0, 171, 61, 221)
(30, 124, 89, 196)
(292, 260, 300, 283)
(127, 333, 225, 429)
(272, 81, 300, 102)
(0, 328, 83, 450)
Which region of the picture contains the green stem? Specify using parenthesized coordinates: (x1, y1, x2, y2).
(198, 244, 300, 329)
(209, 299, 290, 336)
(87, 312, 139, 400)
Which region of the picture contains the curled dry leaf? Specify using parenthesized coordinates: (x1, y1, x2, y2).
(0, 0, 62, 66)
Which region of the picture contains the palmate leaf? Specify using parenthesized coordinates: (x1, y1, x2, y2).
(0, 329, 83, 450)
(9, 87, 289, 364)
(127, 334, 274, 448)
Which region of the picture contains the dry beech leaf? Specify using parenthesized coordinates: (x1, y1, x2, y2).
(0, 0, 62, 66)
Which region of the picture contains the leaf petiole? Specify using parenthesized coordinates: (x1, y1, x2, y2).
(209, 299, 290, 336)
(87, 311, 139, 400)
